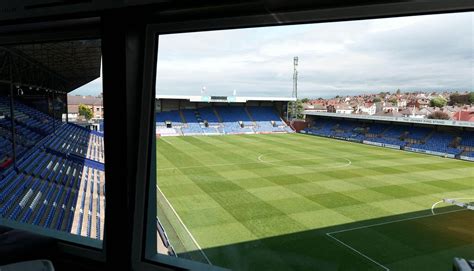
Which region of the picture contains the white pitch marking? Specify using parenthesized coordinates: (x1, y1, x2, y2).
(156, 185, 212, 265)
(159, 136, 174, 145)
(159, 155, 352, 171)
(158, 161, 260, 171)
(326, 208, 466, 270)
(326, 233, 389, 271)
(258, 153, 352, 169)
(431, 201, 444, 215)
(431, 197, 474, 215)
(328, 208, 464, 235)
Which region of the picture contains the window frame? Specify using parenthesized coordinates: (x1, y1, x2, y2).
(1, 1, 470, 270)
(134, 4, 474, 271)
(0, 18, 106, 262)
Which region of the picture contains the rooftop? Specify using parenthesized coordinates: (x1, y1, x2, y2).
(304, 111, 474, 128)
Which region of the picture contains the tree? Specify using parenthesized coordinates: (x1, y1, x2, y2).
(300, 98, 310, 103)
(449, 93, 469, 105)
(396, 89, 401, 95)
(388, 97, 398, 104)
(469, 92, 474, 104)
(427, 111, 450, 120)
(78, 104, 93, 120)
(372, 97, 381, 103)
(288, 100, 305, 119)
(429, 97, 447, 108)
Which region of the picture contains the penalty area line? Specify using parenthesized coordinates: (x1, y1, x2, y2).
(156, 185, 212, 265)
(328, 208, 464, 235)
(326, 208, 466, 271)
(326, 232, 389, 271)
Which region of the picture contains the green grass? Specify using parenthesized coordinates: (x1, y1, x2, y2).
(156, 133, 474, 270)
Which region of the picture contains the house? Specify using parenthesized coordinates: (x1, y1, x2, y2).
(334, 104, 353, 114)
(68, 95, 104, 120)
(418, 107, 436, 117)
(452, 111, 474, 122)
(374, 110, 402, 117)
(356, 103, 376, 115)
(417, 98, 430, 108)
(304, 104, 327, 112)
(399, 107, 425, 118)
(382, 102, 399, 113)
(397, 98, 407, 108)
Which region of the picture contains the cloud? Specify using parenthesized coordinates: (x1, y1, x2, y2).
(73, 12, 473, 98)
(155, 11, 472, 98)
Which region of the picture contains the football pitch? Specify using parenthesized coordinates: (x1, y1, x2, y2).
(156, 133, 474, 271)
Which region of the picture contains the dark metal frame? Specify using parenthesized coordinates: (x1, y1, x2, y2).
(136, 3, 473, 271)
(0, 16, 106, 267)
(0, 1, 472, 270)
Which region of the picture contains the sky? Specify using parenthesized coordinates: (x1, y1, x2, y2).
(72, 11, 473, 98)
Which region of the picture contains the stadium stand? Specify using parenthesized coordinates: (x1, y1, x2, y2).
(155, 111, 182, 127)
(410, 132, 460, 155)
(303, 117, 472, 159)
(460, 131, 474, 148)
(406, 126, 432, 141)
(249, 106, 288, 133)
(216, 106, 254, 134)
(462, 151, 474, 158)
(198, 107, 220, 125)
(0, 99, 105, 240)
(366, 123, 389, 135)
(181, 109, 203, 135)
(156, 105, 293, 135)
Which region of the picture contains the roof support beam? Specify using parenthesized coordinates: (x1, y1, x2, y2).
(8, 54, 17, 170)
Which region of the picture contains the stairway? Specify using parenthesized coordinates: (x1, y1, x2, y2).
(244, 107, 255, 122)
(381, 126, 392, 136)
(178, 110, 186, 124)
(422, 130, 435, 143)
(194, 111, 203, 124)
(213, 107, 223, 123)
(244, 107, 258, 131)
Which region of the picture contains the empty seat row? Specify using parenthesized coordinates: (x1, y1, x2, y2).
(304, 118, 466, 156)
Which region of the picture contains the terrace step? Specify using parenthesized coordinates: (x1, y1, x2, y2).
(213, 107, 223, 123)
(423, 130, 435, 142)
(380, 125, 392, 135)
(244, 107, 256, 125)
(179, 110, 186, 123)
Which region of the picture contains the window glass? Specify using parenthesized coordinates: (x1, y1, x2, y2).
(153, 12, 474, 270)
(0, 39, 105, 246)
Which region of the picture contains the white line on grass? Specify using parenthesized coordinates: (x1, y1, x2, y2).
(431, 200, 444, 215)
(158, 161, 259, 171)
(159, 154, 352, 171)
(326, 208, 466, 271)
(156, 185, 212, 265)
(327, 208, 464, 235)
(257, 153, 352, 169)
(159, 137, 174, 145)
(326, 233, 390, 271)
